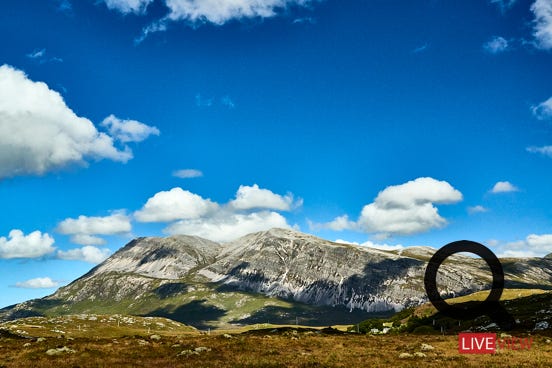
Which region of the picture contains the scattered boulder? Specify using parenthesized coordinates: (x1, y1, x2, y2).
(420, 343, 434, 351)
(414, 352, 426, 358)
(194, 346, 211, 353)
(36, 337, 46, 342)
(223, 334, 233, 339)
(149, 334, 161, 341)
(177, 349, 197, 357)
(177, 347, 211, 357)
(23, 343, 31, 347)
(399, 353, 413, 359)
(45, 346, 75, 356)
(534, 321, 549, 331)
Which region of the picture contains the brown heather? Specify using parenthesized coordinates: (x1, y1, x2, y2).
(1, 331, 552, 367)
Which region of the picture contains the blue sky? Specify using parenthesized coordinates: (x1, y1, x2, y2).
(1, 0, 552, 307)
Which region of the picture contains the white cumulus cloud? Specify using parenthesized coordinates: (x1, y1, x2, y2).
(15, 277, 60, 289)
(491, 181, 519, 193)
(101, 114, 159, 143)
(316, 215, 356, 231)
(134, 187, 218, 222)
(172, 169, 204, 178)
(0, 65, 156, 179)
(531, 0, 552, 50)
(316, 177, 462, 237)
(0, 230, 55, 259)
(57, 212, 131, 245)
(230, 184, 299, 211)
(57, 246, 111, 264)
(166, 210, 290, 242)
(165, 0, 312, 25)
(135, 184, 298, 241)
(498, 234, 552, 257)
(69, 234, 107, 246)
(103, 0, 316, 41)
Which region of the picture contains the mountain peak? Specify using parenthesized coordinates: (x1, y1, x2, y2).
(87, 235, 223, 280)
(3, 229, 552, 328)
(237, 227, 325, 242)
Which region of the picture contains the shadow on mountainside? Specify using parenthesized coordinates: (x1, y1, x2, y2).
(152, 282, 189, 299)
(0, 298, 67, 322)
(502, 258, 552, 290)
(138, 247, 179, 266)
(145, 299, 226, 329)
(214, 262, 272, 293)
(233, 303, 393, 326)
(227, 257, 425, 326)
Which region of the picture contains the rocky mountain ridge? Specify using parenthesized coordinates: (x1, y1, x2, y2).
(3, 228, 552, 328)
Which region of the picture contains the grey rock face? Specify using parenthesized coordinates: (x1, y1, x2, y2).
(89, 235, 222, 279)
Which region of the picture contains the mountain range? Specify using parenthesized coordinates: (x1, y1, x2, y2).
(2, 228, 552, 329)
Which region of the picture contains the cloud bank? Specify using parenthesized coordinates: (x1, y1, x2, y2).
(100, 0, 317, 41)
(491, 181, 519, 193)
(531, 0, 552, 50)
(15, 277, 60, 289)
(134, 187, 219, 222)
(167, 210, 290, 242)
(135, 184, 300, 241)
(0, 230, 55, 259)
(0, 65, 157, 179)
(314, 177, 463, 237)
(101, 115, 159, 143)
(57, 246, 112, 264)
(498, 233, 552, 257)
(230, 184, 299, 211)
(57, 212, 132, 245)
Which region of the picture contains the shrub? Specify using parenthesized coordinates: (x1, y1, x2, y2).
(412, 325, 437, 334)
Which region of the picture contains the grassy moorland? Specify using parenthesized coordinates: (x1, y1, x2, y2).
(1, 329, 552, 367)
(1, 289, 552, 367)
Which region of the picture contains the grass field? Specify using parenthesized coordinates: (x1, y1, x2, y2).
(1, 329, 552, 367)
(2, 289, 552, 367)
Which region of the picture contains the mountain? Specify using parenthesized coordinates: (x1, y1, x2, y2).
(2, 228, 552, 328)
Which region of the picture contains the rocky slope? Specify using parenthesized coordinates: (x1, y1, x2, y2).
(2, 228, 552, 328)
